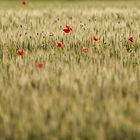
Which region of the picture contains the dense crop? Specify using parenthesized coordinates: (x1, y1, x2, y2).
(0, 1, 140, 140)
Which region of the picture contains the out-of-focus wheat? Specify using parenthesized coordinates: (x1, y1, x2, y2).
(0, 1, 140, 140)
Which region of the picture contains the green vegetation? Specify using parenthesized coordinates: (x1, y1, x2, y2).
(0, 1, 140, 140)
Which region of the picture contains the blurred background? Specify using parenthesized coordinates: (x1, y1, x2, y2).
(0, 0, 139, 10)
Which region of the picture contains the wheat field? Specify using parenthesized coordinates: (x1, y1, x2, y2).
(0, 0, 140, 140)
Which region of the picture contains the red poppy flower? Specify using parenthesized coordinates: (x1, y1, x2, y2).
(82, 47, 90, 53)
(57, 42, 63, 48)
(22, 0, 27, 5)
(35, 62, 44, 68)
(92, 35, 100, 42)
(66, 25, 72, 31)
(63, 25, 72, 33)
(17, 49, 24, 56)
(128, 36, 134, 42)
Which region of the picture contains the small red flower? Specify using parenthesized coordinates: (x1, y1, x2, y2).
(92, 35, 100, 42)
(17, 49, 24, 56)
(22, 0, 26, 5)
(63, 25, 72, 33)
(63, 28, 70, 33)
(35, 62, 44, 68)
(57, 42, 63, 48)
(66, 25, 72, 31)
(128, 36, 134, 42)
(82, 47, 90, 53)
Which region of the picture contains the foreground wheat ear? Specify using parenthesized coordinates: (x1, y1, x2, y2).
(0, 0, 140, 140)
